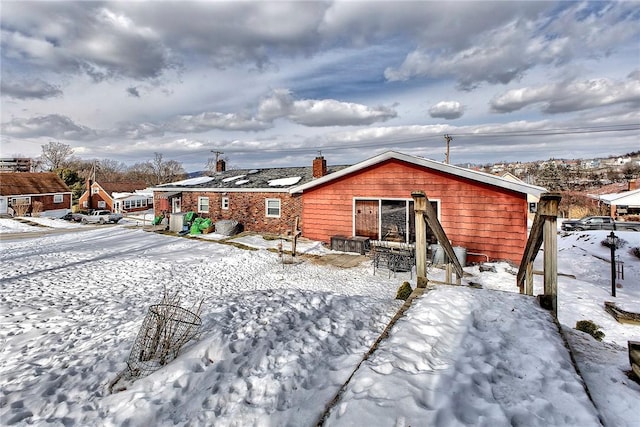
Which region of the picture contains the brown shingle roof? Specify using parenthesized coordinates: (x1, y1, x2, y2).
(0, 172, 71, 196)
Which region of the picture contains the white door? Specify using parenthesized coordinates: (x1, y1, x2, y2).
(0, 197, 7, 214)
(172, 197, 181, 213)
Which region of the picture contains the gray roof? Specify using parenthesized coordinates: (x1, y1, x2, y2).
(150, 165, 349, 193)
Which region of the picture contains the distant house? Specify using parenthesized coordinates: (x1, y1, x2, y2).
(151, 157, 345, 235)
(0, 172, 72, 217)
(590, 179, 640, 217)
(78, 180, 151, 213)
(291, 151, 546, 264)
(152, 152, 546, 264)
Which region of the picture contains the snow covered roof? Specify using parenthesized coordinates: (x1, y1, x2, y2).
(268, 177, 302, 187)
(290, 151, 548, 196)
(590, 188, 640, 206)
(150, 165, 348, 193)
(162, 176, 215, 186)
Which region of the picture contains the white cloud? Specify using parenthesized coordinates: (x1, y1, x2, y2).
(429, 101, 465, 120)
(491, 76, 640, 114)
(1, 114, 97, 140)
(0, 78, 62, 100)
(257, 89, 397, 127)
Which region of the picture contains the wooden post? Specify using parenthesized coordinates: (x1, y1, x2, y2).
(525, 262, 534, 296)
(411, 191, 428, 288)
(540, 194, 560, 316)
(291, 217, 301, 257)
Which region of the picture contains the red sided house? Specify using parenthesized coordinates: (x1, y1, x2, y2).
(79, 180, 151, 213)
(0, 172, 72, 217)
(151, 158, 346, 235)
(290, 151, 546, 264)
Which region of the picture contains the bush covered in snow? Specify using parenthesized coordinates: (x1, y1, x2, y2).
(575, 320, 605, 341)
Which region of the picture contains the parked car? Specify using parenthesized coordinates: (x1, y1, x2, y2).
(80, 210, 124, 224)
(60, 212, 84, 222)
(561, 216, 640, 231)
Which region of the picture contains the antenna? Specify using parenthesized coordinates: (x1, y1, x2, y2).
(211, 150, 224, 163)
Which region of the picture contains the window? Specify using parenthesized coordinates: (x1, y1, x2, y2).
(529, 202, 537, 213)
(265, 198, 281, 218)
(354, 198, 439, 243)
(11, 196, 31, 206)
(83, 201, 88, 208)
(198, 196, 210, 213)
(92, 188, 99, 195)
(97, 201, 106, 208)
(221, 196, 229, 210)
(53, 194, 63, 203)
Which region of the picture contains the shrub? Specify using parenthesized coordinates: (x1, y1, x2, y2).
(31, 201, 43, 217)
(601, 237, 626, 250)
(395, 281, 413, 301)
(575, 320, 605, 341)
(13, 202, 29, 217)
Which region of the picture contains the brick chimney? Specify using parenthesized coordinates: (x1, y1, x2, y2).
(313, 155, 327, 178)
(216, 159, 226, 172)
(629, 179, 637, 191)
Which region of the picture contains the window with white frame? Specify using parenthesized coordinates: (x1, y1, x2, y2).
(265, 198, 281, 218)
(83, 201, 88, 208)
(92, 187, 99, 194)
(11, 196, 31, 206)
(53, 194, 63, 203)
(221, 196, 229, 210)
(97, 201, 106, 208)
(198, 196, 210, 213)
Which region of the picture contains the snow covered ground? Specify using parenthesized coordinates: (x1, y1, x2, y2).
(0, 217, 638, 426)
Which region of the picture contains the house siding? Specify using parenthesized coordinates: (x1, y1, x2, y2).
(301, 159, 528, 264)
(156, 191, 302, 235)
(79, 184, 112, 211)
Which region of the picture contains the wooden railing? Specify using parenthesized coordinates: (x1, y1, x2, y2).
(517, 192, 562, 316)
(412, 190, 464, 288)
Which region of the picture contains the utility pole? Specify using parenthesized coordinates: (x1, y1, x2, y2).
(444, 134, 452, 164)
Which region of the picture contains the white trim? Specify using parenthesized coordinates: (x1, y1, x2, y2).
(265, 198, 281, 218)
(0, 192, 73, 198)
(197, 196, 210, 213)
(221, 196, 229, 210)
(291, 151, 547, 196)
(53, 194, 64, 203)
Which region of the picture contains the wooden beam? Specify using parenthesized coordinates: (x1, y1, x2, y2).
(411, 191, 428, 287)
(412, 190, 464, 282)
(540, 194, 560, 317)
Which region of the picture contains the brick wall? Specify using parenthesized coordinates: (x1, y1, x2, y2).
(160, 191, 302, 235)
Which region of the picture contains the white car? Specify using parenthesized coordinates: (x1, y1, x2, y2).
(81, 210, 124, 224)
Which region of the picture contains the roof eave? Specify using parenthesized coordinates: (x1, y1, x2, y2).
(290, 151, 548, 196)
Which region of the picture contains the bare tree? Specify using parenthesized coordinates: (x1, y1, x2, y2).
(40, 141, 74, 170)
(128, 153, 187, 185)
(98, 159, 128, 182)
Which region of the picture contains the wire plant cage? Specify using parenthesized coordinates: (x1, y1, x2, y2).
(126, 303, 202, 379)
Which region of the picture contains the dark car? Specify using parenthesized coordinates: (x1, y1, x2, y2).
(60, 212, 84, 222)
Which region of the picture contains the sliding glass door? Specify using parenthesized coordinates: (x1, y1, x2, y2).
(355, 198, 436, 243)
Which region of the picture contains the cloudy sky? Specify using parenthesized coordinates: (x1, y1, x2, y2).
(1, 1, 639, 172)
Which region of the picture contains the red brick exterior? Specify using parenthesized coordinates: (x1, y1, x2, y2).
(313, 156, 327, 178)
(19, 194, 72, 213)
(156, 191, 302, 235)
(300, 159, 529, 264)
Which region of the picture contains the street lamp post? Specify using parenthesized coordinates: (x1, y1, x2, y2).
(607, 231, 618, 297)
